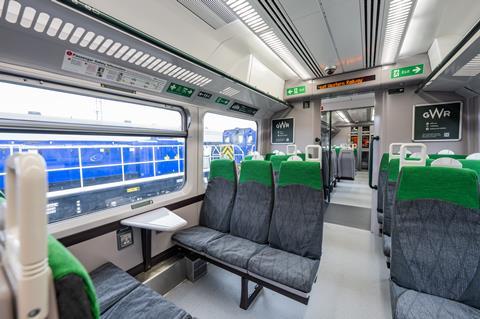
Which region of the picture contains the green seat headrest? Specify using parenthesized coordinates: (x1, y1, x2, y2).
(239, 160, 273, 187)
(265, 153, 275, 161)
(298, 153, 306, 161)
(387, 159, 400, 182)
(278, 161, 322, 190)
(380, 153, 389, 171)
(459, 159, 480, 176)
(270, 155, 291, 172)
(243, 155, 253, 161)
(396, 166, 479, 209)
(429, 154, 467, 160)
(209, 159, 236, 182)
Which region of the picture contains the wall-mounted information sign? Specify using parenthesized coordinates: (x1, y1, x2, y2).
(317, 75, 376, 90)
(197, 91, 212, 99)
(391, 64, 424, 79)
(215, 97, 230, 105)
(230, 103, 258, 115)
(286, 85, 306, 96)
(166, 82, 194, 97)
(412, 102, 462, 141)
(272, 118, 294, 144)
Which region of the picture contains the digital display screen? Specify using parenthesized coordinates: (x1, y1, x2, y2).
(317, 75, 376, 90)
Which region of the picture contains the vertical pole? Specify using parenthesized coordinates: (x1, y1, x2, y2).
(328, 111, 332, 202)
(240, 277, 249, 310)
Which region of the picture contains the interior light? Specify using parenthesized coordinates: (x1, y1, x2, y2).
(381, 0, 415, 65)
(336, 111, 350, 123)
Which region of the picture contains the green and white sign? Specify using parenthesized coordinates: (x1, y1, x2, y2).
(215, 97, 230, 105)
(166, 82, 194, 97)
(390, 64, 424, 79)
(286, 85, 306, 96)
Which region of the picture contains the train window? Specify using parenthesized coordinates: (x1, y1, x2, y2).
(203, 113, 257, 182)
(0, 81, 185, 223)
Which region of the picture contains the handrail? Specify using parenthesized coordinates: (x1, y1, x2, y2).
(369, 136, 380, 190)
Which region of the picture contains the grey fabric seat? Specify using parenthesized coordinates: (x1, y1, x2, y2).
(173, 225, 225, 252)
(377, 153, 389, 226)
(338, 149, 355, 179)
(390, 167, 480, 319)
(248, 246, 320, 293)
(206, 234, 266, 268)
(391, 282, 480, 319)
(383, 235, 391, 258)
(101, 284, 191, 319)
(173, 159, 237, 251)
(383, 158, 400, 258)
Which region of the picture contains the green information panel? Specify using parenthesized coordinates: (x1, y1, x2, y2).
(391, 64, 424, 79)
(271, 118, 294, 144)
(286, 86, 306, 96)
(215, 97, 230, 105)
(412, 102, 462, 141)
(166, 82, 194, 97)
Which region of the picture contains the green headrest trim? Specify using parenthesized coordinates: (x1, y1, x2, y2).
(335, 147, 341, 155)
(380, 153, 389, 171)
(243, 155, 253, 161)
(48, 236, 100, 319)
(429, 154, 467, 160)
(460, 160, 480, 176)
(270, 155, 291, 172)
(239, 160, 273, 187)
(278, 161, 322, 190)
(396, 167, 479, 209)
(298, 153, 306, 161)
(265, 153, 275, 161)
(209, 159, 236, 182)
(387, 159, 400, 182)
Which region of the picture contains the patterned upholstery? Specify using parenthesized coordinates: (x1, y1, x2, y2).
(172, 226, 225, 252)
(248, 246, 320, 293)
(383, 235, 391, 258)
(206, 234, 266, 268)
(200, 178, 236, 232)
(391, 282, 480, 319)
(377, 170, 388, 216)
(382, 180, 396, 237)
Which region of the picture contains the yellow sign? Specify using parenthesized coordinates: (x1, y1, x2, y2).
(221, 145, 234, 160)
(317, 75, 376, 90)
(127, 186, 140, 193)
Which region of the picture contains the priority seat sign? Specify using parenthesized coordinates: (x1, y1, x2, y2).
(412, 102, 462, 141)
(272, 118, 294, 144)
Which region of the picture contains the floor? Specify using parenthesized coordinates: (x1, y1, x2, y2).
(330, 171, 372, 208)
(165, 223, 391, 319)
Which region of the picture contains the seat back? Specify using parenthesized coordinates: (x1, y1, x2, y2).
(383, 159, 401, 236)
(229, 161, 274, 243)
(200, 160, 237, 232)
(377, 153, 389, 213)
(338, 149, 355, 179)
(270, 155, 291, 181)
(268, 161, 324, 259)
(391, 166, 480, 308)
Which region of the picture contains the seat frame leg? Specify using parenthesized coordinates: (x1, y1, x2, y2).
(240, 277, 263, 310)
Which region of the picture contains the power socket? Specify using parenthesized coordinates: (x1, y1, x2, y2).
(117, 227, 134, 250)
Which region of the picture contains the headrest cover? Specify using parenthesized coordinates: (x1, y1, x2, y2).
(209, 159, 236, 182)
(270, 155, 291, 172)
(396, 167, 479, 209)
(466, 153, 480, 160)
(380, 153, 389, 171)
(388, 159, 400, 182)
(431, 158, 462, 168)
(278, 161, 322, 190)
(429, 154, 467, 160)
(239, 160, 273, 187)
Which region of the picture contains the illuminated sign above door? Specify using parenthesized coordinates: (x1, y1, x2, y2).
(317, 75, 376, 90)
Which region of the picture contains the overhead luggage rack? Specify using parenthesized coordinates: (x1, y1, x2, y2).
(0, 0, 290, 118)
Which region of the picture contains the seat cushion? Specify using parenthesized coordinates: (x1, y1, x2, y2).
(90, 263, 140, 314)
(383, 234, 391, 258)
(391, 281, 480, 319)
(205, 234, 266, 268)
(172, 226, 225, 252)
(248, 246, 320, 293)
(101, 284, 191, 319)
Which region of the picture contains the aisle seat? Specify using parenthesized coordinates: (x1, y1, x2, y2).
(390, 167, 480, 319)
(173, 160, 236, 252)
(338, 149, 355, 179)
(248, 161, 324, 293)
(206, 161, 273, 268)
(377, 153, 389, 225)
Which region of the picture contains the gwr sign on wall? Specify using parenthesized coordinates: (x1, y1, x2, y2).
(412, 102, 462, 141)
(272, 118, 294, 144)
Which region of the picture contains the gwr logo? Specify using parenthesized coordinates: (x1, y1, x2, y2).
(276, 121, 290, 129)
(423, 107, 451, 119)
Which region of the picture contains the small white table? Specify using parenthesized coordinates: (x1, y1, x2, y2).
(121, 208, 187, 270)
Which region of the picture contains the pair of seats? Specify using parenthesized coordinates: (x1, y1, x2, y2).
(338, 149, 355, 180)
(173, 159, 324, 295)
(390, 166, 480, 318)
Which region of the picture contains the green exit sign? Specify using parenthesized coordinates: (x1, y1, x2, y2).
(286, 85, 306, 96)
(215, 97, 230, 105)
(390, 64, 424, 79)
(166, 82, 194, 97)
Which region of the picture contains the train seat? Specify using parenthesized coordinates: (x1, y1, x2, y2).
(390, 166, 480, 319)
(248, 161, 324, 293)
(270, 155, 292, 181)
(377, 153, 389, 226)
(173, 159, 236, 252)
(338, 149, 355, 180)
(205, 161, 273, 268)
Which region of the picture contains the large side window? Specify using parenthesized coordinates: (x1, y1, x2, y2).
(0, 81, 185, 223)
(203, 113, 257, 182)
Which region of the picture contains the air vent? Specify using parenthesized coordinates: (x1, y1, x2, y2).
(0, 0, 213, 89)
(220, 87, 240, 97)
(177, 0, 236, 29)
(453, 54, 480, 77)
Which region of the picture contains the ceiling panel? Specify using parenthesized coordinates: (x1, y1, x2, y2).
(321, 0, 365, 72)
